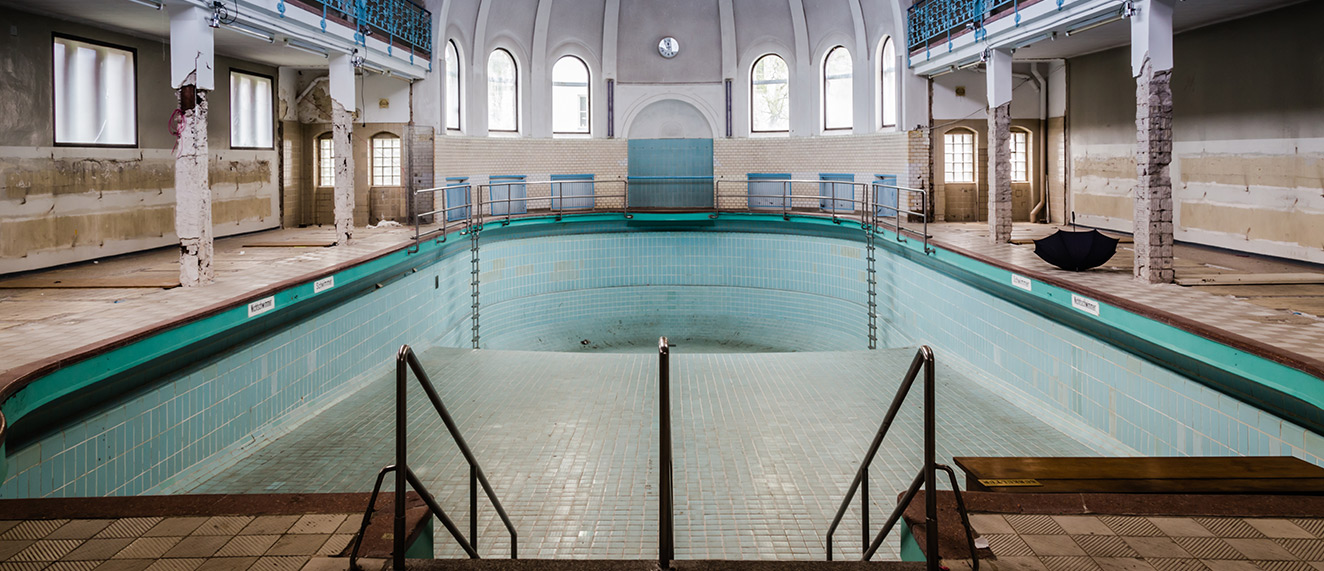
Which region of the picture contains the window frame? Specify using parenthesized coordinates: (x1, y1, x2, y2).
(1010, 128, 1030, 183)
(943, 129, 976, 184)
(445, 40, 462, 132)
(51, 32, 139, 148)
(487, 47, 519, 133)
(228, 68, 275, 150)
(749, 53, 790, 134)
(317, 134, 335, 188)
(878, 37, 897, 129)
(551, 55, 591, 135)
(822, 45, 853, 132)
(370, 133, 403, 187)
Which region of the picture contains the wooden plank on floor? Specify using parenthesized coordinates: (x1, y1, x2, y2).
(1177, 273, 1324, 286)
(954, 456, 1324, 494)
(241, 240, 336, 247)
(0, 275, 181, 289)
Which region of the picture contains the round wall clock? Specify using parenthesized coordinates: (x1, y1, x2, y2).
(658, 37, 679, 59)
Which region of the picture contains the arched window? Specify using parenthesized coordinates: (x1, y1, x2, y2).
(943, 129, 975, 183)
(879, 37, 897, 129)
(317, 133, 335, 187)
(487, 48, 518, 132)
(1011, 128, 1030, 183)
(823, 46, 852, 130)
(446, 40, 461, 131)
(751, 54, 789, 133)
(371, 133, 401, 186)
(552, 56, 590, 134)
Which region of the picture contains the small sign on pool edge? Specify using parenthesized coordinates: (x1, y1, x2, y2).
(1011, 274, 1032, 291)
(313, 276, 335, 294)
(247, 296, 276, 318)
(1071, 294, 1101, 316)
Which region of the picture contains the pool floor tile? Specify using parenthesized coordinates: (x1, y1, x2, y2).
(184, 347, 1102, 560)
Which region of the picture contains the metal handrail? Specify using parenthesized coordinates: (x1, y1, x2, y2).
(824, 346, 978, 568)
(658, 336, 675, 570)
(349, 345, 517, 569)
(411, 176, 933, 256)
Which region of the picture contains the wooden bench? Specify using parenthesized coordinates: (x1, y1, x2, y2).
(953, 456, 1324, 494)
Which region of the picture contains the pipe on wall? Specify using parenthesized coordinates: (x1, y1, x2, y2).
(1029, 65, 1048, 223)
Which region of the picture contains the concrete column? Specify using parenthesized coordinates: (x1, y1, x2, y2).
(985, 48, 1013, 243)
(329, 54, 356, 245)
(1131, 0, 1176, 283)
(170, 6, 215, 286)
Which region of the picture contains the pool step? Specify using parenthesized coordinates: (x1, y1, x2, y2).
(362, 559, 927, 571)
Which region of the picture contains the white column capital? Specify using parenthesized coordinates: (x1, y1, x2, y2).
(169, 5, 214, 90)
(1131, 0, 1176, 76)
(985, 48, 1013, 109)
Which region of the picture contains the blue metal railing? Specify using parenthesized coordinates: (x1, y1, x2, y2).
(296, 0, 432, 57)
(906, 0, 1021, 53)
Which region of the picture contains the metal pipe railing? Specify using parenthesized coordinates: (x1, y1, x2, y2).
(658, 336, 675, 570)
(411, 176, 933, 256)
(824, 346, 977, 568)
(349, 345, 517, 569)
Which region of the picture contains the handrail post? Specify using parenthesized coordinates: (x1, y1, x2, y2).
(659, 336, 673, 570)
(394, 346, 409, 571)
(923, 347, 938, 571)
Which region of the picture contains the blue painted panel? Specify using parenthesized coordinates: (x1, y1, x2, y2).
(489, 175, 528, 215)
(445, 177, 470, 221)
(627, 139, 714, 208)
(748, 173, 791, 210)
(819, 173, 854, 213)
(551, 174, 594, 210)
(874, 174, 899, 217)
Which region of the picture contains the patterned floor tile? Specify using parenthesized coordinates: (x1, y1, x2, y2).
(1074, 535, 1139, 558)
(1171, 537, 1245, 560)
(1148, 519, 1214, 538)
(1193, 520, 1265, 540)
(1291, 521, 1324, 539)
(1, 522, 71, 541)
(1248, 521, 1318, 540)
(1144, 558, 1209, 571)
(94, 521, 163, 541)
(1009, 516, 1068, 536)
(1223, 538, 1297, 561)
(1275, 539, 1324, 561)
(1093, 558, 1157, 571)
(1101, 518, 1164, 538)
(1040, 556, 1102, 571)
(47, 522, 116, 541)
(1250, 561, 1316, 571)
(985, 534, 1036, 557)
(9, 540, 81, 562)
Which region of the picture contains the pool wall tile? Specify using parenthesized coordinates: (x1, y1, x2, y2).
(2, 219, 1320, 499)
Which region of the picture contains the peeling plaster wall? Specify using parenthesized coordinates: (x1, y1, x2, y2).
(1067, 2, 1324, 262)
(0, 7, 281, 275)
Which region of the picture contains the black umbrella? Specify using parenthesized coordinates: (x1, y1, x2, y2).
(1033, 229, 1120, 271)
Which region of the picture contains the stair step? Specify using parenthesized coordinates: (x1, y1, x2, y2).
(387, 560, 925, 571)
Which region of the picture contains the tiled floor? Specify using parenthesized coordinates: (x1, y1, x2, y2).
(183, 347, 1100, 560)
(967, 513, 1324, 571)
(925, 223, 1324, 365)
(0, 225, 424, 383)
(0, 514, 359, 571)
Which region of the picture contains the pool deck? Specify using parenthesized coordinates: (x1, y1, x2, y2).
(1, 219, 1321, 403)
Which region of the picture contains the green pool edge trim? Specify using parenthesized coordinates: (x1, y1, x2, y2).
(1, 212, 1319, 483)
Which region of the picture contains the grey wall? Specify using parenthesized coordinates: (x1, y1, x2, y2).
(1068, 1, 1324, 262)
(0, 6, 283, 274)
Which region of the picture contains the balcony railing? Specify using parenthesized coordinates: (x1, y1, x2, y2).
(288, 0, 432, 57)
(906, 0, 1026, 53)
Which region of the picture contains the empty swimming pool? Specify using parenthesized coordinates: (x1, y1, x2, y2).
(1, 214, 1317, 561)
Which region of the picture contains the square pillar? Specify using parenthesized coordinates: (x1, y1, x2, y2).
(170, 5, 214, 287)
(330, 54, 356, 245)
(1132, 0, 1176, 283)
(986, 49, 1013, 244)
